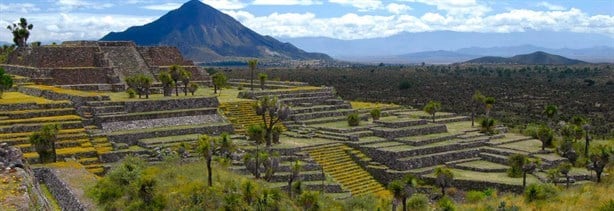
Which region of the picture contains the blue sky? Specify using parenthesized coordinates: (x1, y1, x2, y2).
(0, 0, 612, 43)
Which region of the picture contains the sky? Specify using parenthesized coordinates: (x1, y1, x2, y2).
(0, 0, 613, 43)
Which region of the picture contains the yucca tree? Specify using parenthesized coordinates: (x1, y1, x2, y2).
(471, 91, 485, 127)
(169, 65, 186, 96)
(388, 175, 418, 211)
(196, 135, 215, 186)
(484, 96, 496, 117)
(588, 145, 613, 183)
(423, 101, 441, 123)
(542, 104, 558, 127)
(7, 18, 33, 47)
(558, 162, 572, 188)
(258, 73, 268, 90)
(254, 96, 290, 147)
(248, 59, 258, 91)
(537, 125, 554, 151)
(288, 161, 302, 198)
(434, 167, 454, 196)
(246, 124, 265, 179)
(479, 117, 497, 135)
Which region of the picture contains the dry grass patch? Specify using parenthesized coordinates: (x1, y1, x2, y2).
(0, 92, 56, 104)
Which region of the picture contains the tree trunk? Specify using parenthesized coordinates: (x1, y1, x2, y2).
(441, 186, 445, 196)
(432, 113, 436, 123)
(523, 172, 527, 188)
(207, 157, 212, 186)
(184, 84, 188, 96)
(565, 176, 569, 188)
(214, 85, 218, 94)
(255, 145, 260, 179)
(596, 169, 602, 183)
(402, 197, 407, 211)
(584, 137, 589, 157)
(175, 81, 179, 96)
(251, 70, 254, 91)
(265, 129, 272, 147)
(471, 107, 475, 127)
(392, 200, 397, 211)
(542, 142, 545, 151)
(288, 179, 293, 198)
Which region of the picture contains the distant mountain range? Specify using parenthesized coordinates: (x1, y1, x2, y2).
(463, 51, 587, 65)
(101, 0, 331, 62)
(280, 32, 614, 64)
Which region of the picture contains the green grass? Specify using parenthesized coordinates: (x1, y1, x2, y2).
(427, 168, 540, 186)
(444, 121, 474, 133)
(237, 136, 337, 149)
(455, 160, 509, 170)
(500, 139, 544, 153)
(39, 183, 61, 211)
(0, 92, 57, 104)
(311, 120, 374, 129)
(25, 85, 102, 97)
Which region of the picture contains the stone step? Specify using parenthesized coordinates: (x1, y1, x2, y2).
(92, 105, 125, 115)
(107, 122, 233, 145)
(291, 104, 352, 114)
(481, 146, 529, 157)
(137, 134, 201, 149)
(0, 120, 84, 133)
(95, 107, 217, 124)
(373, 118, 428, 128)
(393, 148, 480, 170)
(434, 116, 471, 124)
(444, 157, 482, 165)
(0, 101, 73, 111)
(479, 152, 509, 165)
(395, 132, 461, 146)
(0, 115, 82, 126)
(3, 108, 76, 119)
(280, 96, 337, 106)
(371, 123, 448, 139)
(453, 160, 509, 173)
(291, 109, 355, 121)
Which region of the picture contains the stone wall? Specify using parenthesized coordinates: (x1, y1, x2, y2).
(421, 177, 524, 193)
(108, 123, 233, 145)
(8, 47, 104, 68)
(137, 47, 193, 66)
(33, 168, 94, 211)
(122, 96, 220, 113)
(18, 86, 109, 107)
(50, 67, 115, 85)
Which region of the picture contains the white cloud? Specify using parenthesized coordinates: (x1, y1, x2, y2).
(0, 12, 155, 43)
(386, 3, 411, 14)
(0, 3, 40, 13)
(142, 3, 182, 11)
(537, 2, 566, 11)
(328, 0, 382, 11)
(402, 0, 490, 17)
(55, 0, 114, 11)
(201, 0, 246, 10)
(223, 7, 614, 40)
(252, 0, 322, 6)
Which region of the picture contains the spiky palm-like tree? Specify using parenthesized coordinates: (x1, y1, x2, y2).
(434, 167, 454, 196)
(248, 59, 258, 91)
(471, 91, 485, 127)
(6, 18, 33, 47)
(588, 145, 613, 183)
(254, 96, 290, 147)
(423, 101, 441, 123)
(484, 96, 496, 117)
(537, 125, 554, 151)
(197, 135, 215, 186)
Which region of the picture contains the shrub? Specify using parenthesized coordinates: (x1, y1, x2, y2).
(437, 196, 456, 211)
(407, 194, 429, 211)
(524, 183, 559, 202)
(126, 88, 137, 98)
(347, 113, 360, 126)
(496, 201, 520, 211)
(483, 188, 496, 198)
(398, 80, 411, 90)
(466, 190, 486, 203)
(370, 108, 381, 120)
(599, 199, 614, 211)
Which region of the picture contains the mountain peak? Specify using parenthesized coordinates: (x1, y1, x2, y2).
(100, 0, 331, 62)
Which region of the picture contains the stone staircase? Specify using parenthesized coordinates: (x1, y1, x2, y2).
(304, 143, 390, 197)
(0, 97, 105, 175)
(219, 101, 286, 135)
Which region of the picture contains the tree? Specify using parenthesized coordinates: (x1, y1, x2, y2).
(157, 71, 174, 97)
(0, 67, 14, 98)
(471, 91, 485, 127)
(582, 123, 592, 157)
(423, 101, 442, 123)
(434, 167, 454, 196)
(212, 72, 227, 94)
(6, 18, 33, 47)
(484, 96, 496, 117)
(479, 117, 496, 135)
(258, 73, 267, 90)
(558, 162, 572, 188)
(196, 135, 215, 186)
(217, 132, 235, 160)
(509, 154, 537, 188)
(187, 82, 199, 96)
(262, 152, 280, 182)
(521, 159, 538, 189)
(542, 104, 558, 126)
(29, 124, 60, 163)
(169, 65, 186, 96)
(248, 59, 258, 91)
(388, 175, 418, 211)
(180, 69, 192, 96)
(288, 161, 301, 198)
(125, 74, 152, 99)
(537, 125, 554, 151)
(254, 96, 290, 147)
(246, 124, 265, 179)
(588, 145, 613, 183)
